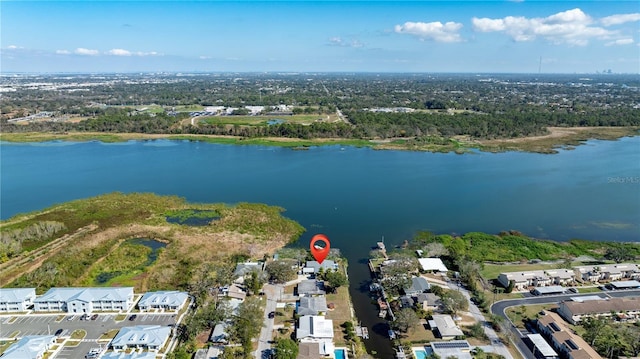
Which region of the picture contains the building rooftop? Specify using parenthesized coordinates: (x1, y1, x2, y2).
(430, 315, 464, 338)
(0, 288, 35, 303)
(1, 335, 55, 359)
(297, 280, 326, 296)
(34, 287, 133, 304)
(405, 276, 431, 294)
(561, 297, 640, 316)
(111, 325, 171, 349)
(138, 291, 188, 308)
(418, 258, 449, 272)
(296, 296, 328, 316)
(527, 333, 558, 357)
(296, 315, 334, 340)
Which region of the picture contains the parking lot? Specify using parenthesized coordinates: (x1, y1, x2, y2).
(0, 313, 177, 358)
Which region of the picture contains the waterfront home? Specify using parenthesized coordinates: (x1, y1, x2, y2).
(0, 287, 36, 312)
(296, 315, 335, 355)
(110, 325, 171, 352)
(232, 262, 264, 284)
(403, 276, 431, 296)
(415, 293, 441, 311)
(33, 287, 134, 313)
(418, 258, 449, 273)
(303, 260, 338, 274)
(296, 296, 328, 316)
(137, 291, 189, 312)
(1, 335, 55, 359)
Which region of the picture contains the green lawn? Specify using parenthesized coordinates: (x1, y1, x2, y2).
(481, 263, 568, 281)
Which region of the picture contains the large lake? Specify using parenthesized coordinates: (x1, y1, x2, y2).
(1, 137, 639, 356)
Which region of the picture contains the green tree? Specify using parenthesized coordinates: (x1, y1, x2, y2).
(265, 260, 296, 283)
(229, 297, 264, 358)
(244, 270, 264, 295)
(274, 338, 299, 359)
(392, 308, 420, 333)
(324, 270, 348, 293)
(440, 289, 468, 315)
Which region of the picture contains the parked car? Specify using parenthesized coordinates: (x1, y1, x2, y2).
(54, 329, 64, 336)
(268, 311, 275, 319)
(90, 314, 98, 320)
(67, 315, 76, 321)
(129, 314, 137, 321)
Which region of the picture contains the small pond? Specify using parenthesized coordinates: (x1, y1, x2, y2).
(165, 209, 220, 226)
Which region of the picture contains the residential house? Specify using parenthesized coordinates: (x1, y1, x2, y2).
(110, 325, 171, 352)
(429, 340, 472, 359)
(428, 315, 464, 340)
(33, 287, 134, 313)
(0, 288, 36, 312)
(297, 342, 323, 359)
(403, 276, 431, 296)
(537, 311, 602, 359)
(558, 297, 640, 324)
(297, 280, 326, 296)
(296, 315, 334, 355)
(418, 258, 449, 273)
(296, 296, 328, 316)
(209, 322, 230, 344)
(137, 291, 189, 312)
(1, 335, 55, 359)
(303, 260, 338, 275)
(232, 262, 263, 284)
(415, 293, 441, 312)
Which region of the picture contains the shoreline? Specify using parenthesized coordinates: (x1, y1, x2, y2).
(0, 126, 638, 153)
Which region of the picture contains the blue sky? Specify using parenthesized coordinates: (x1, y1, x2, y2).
(2, 1, 639, 73)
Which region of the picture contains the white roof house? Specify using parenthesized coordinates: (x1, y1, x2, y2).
(110, 325, 172, 352)
(418, 258, 448, 272)
(527, 334, 559, 359)
(429, 315, 464, 339)
(296, 315, 334, 341)
(33, 287, 134, 313)
(137, 291, 189, 311)
(0, 288, 36, 312)
(101, 352, 157, 359)
(304, 260, 338, 273)
(1, 335, 56, 359)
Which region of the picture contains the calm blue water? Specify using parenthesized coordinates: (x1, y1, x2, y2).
(1, 137, 639, 356)
(414, 350, 428, 359)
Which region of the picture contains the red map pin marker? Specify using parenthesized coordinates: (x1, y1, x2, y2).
(310, 234, 330, 264)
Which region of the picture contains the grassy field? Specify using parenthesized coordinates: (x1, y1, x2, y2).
(481, 263, 567, 280)
(325, 287, 353, 346)
(1, 193, 304, 293)
(174, 104, 204, 112)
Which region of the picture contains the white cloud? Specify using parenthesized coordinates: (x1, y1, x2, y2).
(55, 49, 71, 55)
(74, 48, 99, 56)
(106, 48, 132, 56)
(605, 38, 634, 46)
(600, 13, 640, 26)
(394, 21, 463, 42)
(472, 8, 617, 46)
(7, 45, 20, 49)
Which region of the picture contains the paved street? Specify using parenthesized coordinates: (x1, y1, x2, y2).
(254, 284, 283, 359)
(490, 289, 640, 359)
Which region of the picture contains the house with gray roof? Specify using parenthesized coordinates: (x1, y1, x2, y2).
(297, 280, 326, 296)
(303, 260, 338, 274)
(296, 296, 328, 316)
(404, 276, 431, 296)
(209, 322, 230, 344)
(1, 335, 55, 359)
(137, 291, 189, 312)
(429, 315, 464, 340)
(0, 288, 36, 312)
(33, 287, 134, 313)
(233, 262, 264, 284)
(110, 325, 172, 352)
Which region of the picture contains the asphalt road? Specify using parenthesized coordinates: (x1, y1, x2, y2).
(0, 312, 177, 359)
(490, 289, 640, 359)
(254, 284, 283, 359)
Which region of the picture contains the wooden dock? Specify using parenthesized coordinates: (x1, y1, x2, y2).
(355, 325, 369, 339)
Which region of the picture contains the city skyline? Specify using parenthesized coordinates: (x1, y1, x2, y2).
(1, 1, 639, 73)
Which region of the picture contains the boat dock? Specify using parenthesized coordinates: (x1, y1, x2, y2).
(355, 325, 369, 339)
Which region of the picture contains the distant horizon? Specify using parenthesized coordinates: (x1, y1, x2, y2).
(2, 1, 639, 74)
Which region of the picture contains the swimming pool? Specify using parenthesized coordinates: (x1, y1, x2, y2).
(414, 350, 427, 359)
(334, 349, 347, 359)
